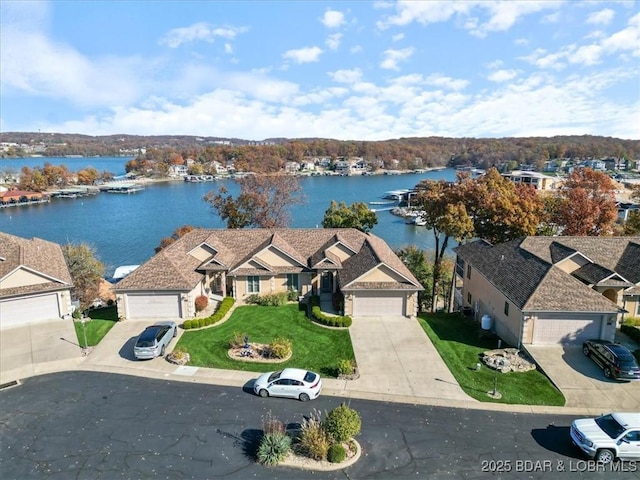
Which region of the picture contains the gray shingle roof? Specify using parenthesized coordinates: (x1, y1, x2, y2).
(455, 236, 638, 313)
(115, 228, 422, 292)
(0, 232, 72, 298)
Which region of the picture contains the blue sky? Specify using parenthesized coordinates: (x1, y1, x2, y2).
(1, 0, 639, 140)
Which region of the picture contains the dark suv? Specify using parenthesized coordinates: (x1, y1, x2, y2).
(582, 339, 640, 381)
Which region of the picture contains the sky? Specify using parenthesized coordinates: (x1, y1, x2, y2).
(1, 1, 639, 141)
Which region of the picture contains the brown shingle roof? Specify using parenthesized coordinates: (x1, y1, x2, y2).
(115, 228, 422, 293)
(0, 232, 72, 298)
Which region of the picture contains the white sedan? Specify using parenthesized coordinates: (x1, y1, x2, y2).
(253, 368, 322, 402)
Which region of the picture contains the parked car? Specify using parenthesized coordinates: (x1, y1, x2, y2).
(253, 368, 322, 402)
(134, 321, 177, 360)
(570, 412, 640, 464)
(582, 339, 640, 381)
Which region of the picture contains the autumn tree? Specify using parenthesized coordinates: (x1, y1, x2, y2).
(62, 243, 105, 309)
(321, 201, 378, 233)
(413, 180, 474, 312)
(77, 167, 99, 185)
(155, 225, 195, 253)
(395, 245, 431, 311)
(460, 168, 546, 244)
(203, 175, 306, 228)
(552, 168, 618, 235)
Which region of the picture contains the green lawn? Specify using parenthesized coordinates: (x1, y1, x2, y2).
(418, 313, 565, 406)
(176, 303, 354, 377)
(74, 306, 118, 347)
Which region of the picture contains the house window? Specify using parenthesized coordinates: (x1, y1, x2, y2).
(247, 276, 260, 294)
(286, 273, 299, 291)
(467, 265, 472, 279)
(467, 292, 472, 304)
(504, 301, 509, 316)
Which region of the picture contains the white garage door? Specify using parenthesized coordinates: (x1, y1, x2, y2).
(0, 294, 60, 327)
(127, 294, 181, 319)
(352, 292, 405, 316)
(532, 318, 602, 345)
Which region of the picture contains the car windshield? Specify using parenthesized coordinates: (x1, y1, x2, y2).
(595, 414, 626, 439)
(303, 371, 317, 383)
(268, 372, 281, 382)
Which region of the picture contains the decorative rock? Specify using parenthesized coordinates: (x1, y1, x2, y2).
(481, 348, 536, 373)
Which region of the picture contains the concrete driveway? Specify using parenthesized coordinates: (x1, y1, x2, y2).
(526, 345, 640, 411)
(339, 316, 472, 404)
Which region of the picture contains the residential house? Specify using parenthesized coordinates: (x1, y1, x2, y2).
(453, 237, 640, 346)
(0, 232, 77, 383)
(114, 228, 423, 320)
(500, 171, 558, 191)
(169, 164, 188, 177)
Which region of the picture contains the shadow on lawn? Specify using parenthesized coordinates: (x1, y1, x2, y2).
(421, 313, 505, 349)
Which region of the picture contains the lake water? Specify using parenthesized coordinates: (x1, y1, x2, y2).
(0, 157, 457, 275)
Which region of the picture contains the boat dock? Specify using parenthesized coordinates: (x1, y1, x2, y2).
(99, 182, 145, 193)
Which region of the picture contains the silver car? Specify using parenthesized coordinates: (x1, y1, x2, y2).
(134, 321, 177, 360)
(253, 368, 322, 402)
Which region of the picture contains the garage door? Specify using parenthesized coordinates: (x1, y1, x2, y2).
(352, 292, 405, 316)
(127, 294, 181, 319)
(0, 294, 60, 327)
(532, 318, 602, 345)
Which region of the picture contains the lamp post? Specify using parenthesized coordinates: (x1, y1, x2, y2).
(80, 316, 89, 354)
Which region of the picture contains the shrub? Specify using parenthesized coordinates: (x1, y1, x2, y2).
(287, 289, 299, 302)
(229, 331, 247, 349)
(327, 443, 347, 463)
(297, 410, 329, 461)
(249, 292, 288, 306)
(269, 337, 292, 359)
(198, 318, 206, 328)
(194, 295, 208, 312)
(168, 346, 189, 363)
(183, 319, 194, 330)
(257, 432, 291, 466)
(623, 317, 640, 327)
(311, 306, 352, 328)
(621, 324, 640, 343)
(324, 403, 361, 443)
(337, 359, 354, 376)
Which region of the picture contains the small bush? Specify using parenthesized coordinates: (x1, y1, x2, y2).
(621, 324, 640, 343)
(623, 317, 640, 327)
(229, 331, 247, 349)
(262, 410, 286, 436)
(297, 410, 329, 461)
(337, 359, 354, 376)
(324, 403, 361, 443)
(327, 443, 347, 464)
(248, 292, 288, 306)
(257, 432, 291, 466)
(287, 289, 299, 301)
(269, 337, 292, 359)
(183, 319, 194, 330)
(198, 318, 206, 328)
(311, 306, 352, 328)
(195, 295, 208, 312)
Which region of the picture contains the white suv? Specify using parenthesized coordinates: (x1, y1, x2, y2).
(570, 412, 640, 464)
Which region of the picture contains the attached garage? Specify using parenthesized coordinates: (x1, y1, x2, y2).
(126, 293, 181, 319)
(0, 294, 60, 327)
(352, 291, 406, 317)
(532, 316, 602, 345)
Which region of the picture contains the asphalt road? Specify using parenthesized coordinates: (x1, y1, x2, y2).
(0, 371, 637, 480)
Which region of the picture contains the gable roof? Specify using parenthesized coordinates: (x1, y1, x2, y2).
(454, 236, 638, 313)
(0, 232, 73, 298)
(115, 228, 422, 292)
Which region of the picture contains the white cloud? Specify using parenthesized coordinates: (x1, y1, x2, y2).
(328, 68, 363, 84)
(425, 73, 469, 91)
(586, 8, 615, 26)
(159, 23, 248, 48)
(542, 11, 561, 24)
(224, 43, 233, 54)
(380, 47, 414, 70)
(350, 45, 363, 54)
(282, 46, 323, 64)
(321, 10, 345, 28)
(325, 33, 342, 50)
(487, 69, 518, 82)
(570, 44, 603, 66)
(392, 33, 405, 42)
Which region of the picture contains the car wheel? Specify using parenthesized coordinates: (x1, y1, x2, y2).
(258, 389, 269, 398)
(595, 449, 614, 464)
(603, 367, 612, 378)
(299, 393, 310, 402)
(160, 345, 166, 357)
(582, 345, 590, 356)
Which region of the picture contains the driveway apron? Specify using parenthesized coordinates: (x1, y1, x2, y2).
(345, 316, 472, 402)
(526, 345, 640, 411)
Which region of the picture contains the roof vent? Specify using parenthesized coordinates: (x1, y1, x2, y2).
(500, 255, 505, 261)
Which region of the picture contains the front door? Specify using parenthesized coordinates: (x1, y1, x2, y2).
(321, 272, 333, 293)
